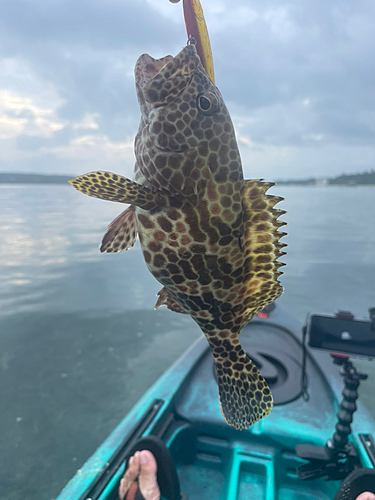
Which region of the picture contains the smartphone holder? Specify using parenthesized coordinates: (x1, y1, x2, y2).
(295, 354, 367, 481)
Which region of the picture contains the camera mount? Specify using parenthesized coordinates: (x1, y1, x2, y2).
(295, 355, 367, 481)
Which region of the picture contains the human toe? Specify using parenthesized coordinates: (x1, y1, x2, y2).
(138, 450, 160, 500)
(118, 453, 140, 500)
(356, 493, 375, 500)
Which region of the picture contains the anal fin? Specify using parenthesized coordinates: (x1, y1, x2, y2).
(154, 288, 187, 314)
(100, 205, 137, 253)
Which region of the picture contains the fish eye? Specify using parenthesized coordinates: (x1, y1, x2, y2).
(199, 96, 211, 111)
(196, 92, 218, 115)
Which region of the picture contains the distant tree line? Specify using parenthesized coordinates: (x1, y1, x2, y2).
(328, 170, 375, 185)
(275, 178, 316, 186)
(1, 170, 375, 186)
(0, 173, 73, 184)
(276, 170, 375, 186)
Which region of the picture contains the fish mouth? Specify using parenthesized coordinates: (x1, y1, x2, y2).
(135, 45, 200, 104)
(135, 54, 174, 88)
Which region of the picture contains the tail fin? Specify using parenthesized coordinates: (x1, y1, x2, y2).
(214, 343, 273, 430)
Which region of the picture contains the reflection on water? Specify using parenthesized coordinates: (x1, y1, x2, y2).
(0, 185, 375, 500)
(0, 185, 165, 318)
(276, 186, 375, 320)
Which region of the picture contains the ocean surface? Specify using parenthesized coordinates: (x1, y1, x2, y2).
(1, 184, 375, 500)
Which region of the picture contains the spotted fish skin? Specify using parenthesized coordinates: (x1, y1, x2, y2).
(69, 44, 287, 430)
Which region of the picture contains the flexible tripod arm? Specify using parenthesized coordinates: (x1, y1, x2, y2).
(295, 355, 366, 481)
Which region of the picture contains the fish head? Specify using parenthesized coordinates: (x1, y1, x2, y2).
(134, 44, 240, 198)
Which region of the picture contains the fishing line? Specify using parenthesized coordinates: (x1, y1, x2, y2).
(300, 325, 310, 402)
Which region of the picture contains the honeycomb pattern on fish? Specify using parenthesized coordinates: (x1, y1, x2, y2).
(69, 44, 287, 430)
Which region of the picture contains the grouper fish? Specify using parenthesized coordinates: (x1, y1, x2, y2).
(69, 43, 287, 430)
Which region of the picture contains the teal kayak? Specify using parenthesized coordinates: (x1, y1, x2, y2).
(56, 304, 375, 500)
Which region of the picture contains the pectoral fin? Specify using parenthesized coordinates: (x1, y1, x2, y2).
(69, 171, 169, 210)
(101, 205, 137, 253)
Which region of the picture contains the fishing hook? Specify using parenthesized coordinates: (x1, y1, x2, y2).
(187, 34, 197, 45)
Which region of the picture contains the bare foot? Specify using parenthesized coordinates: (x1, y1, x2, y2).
(119, 450, 161, 500)
(356, 494, 375, 500)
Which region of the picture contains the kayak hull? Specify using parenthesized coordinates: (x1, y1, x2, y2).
(56, 305, 375, 500)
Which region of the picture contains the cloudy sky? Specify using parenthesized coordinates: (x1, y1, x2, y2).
(1, 0, 374, 180)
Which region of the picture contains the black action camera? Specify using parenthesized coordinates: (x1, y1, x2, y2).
(306, 310, 375, 358)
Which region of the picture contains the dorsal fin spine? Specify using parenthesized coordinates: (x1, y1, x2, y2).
(240, 179, 288, 325)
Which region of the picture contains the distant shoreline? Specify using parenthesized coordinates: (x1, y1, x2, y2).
(0, 173, 73, 184)
(276, 182, 375, 187)
(276, 170, 375, 186)
(1, 171, 374, 186)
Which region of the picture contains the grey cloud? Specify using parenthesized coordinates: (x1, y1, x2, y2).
(0, 0, 182, 52)
(17, 135, 54, 152)
(0, 0, 184, 134)
(17, 127, 74, 152)
(212, 0, 375, 150)
(1, 0, 374, 177)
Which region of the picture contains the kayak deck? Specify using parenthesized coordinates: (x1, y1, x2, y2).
(57, 309, 375, 500)
(173, 428, 341, 499)
(164, 318, 342, 499)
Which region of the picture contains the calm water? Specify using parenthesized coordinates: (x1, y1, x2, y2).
(1, 184, 375, 500)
